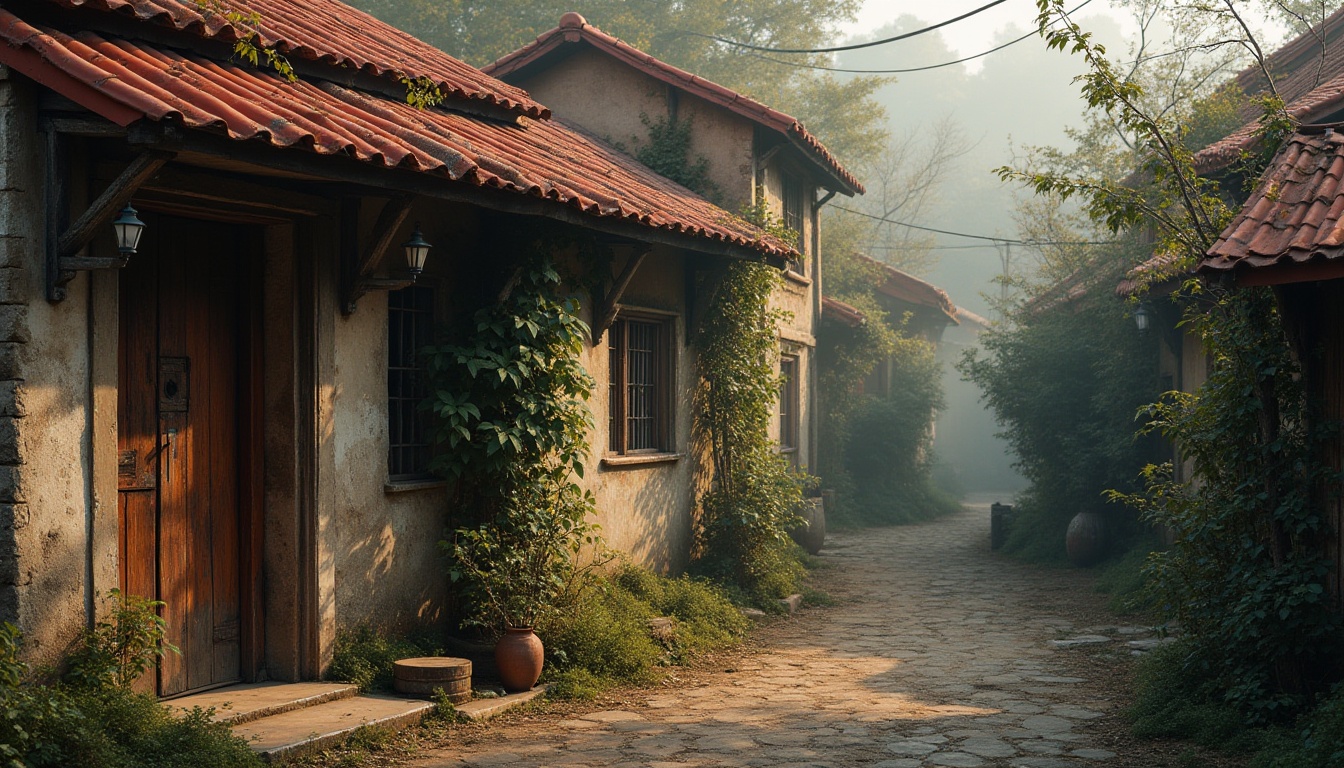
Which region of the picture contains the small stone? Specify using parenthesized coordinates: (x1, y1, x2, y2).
(1127, 638, 1176, 652)
(580, 710, 645, 723)
(928, 753, 987, 767)
(1021, 715, 1074, 735)
(779, 593, 803, 613)
(960, 737, 1017, 758)
(1048, 635, 1111, 648)
(742, 608, 768, 620)
(1070, 748, 1118, 760)
(886, 739, 939, 756)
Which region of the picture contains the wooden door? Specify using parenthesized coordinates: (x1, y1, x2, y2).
(118, 215, 249, 698)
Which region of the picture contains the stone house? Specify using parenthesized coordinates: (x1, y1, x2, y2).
(483, 13, 865, 473)
(0, 0, 794, 696)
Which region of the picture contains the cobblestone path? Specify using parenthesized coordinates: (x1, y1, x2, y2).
(408, 505, 1193, 768)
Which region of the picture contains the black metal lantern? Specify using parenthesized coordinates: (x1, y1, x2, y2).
(1133, 301, 1152, 332)
(112, 204, 146, 257)
(402, 224, 431, 276)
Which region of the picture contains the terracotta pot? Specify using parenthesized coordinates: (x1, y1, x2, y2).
(495, 627, 544, 692)
(1065, 511, 1107, 567)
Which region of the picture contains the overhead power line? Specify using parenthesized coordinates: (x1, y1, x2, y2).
(681, 0, 1013, 55)
(741, 0, 1095, 75)
(831, 204, 1116, 247)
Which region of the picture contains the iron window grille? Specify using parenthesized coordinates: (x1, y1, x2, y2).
(779, 355, 800, 461)
(608, 316, 673, 455)
(387, 285, 434, 479)
(782, 172, 806, 259)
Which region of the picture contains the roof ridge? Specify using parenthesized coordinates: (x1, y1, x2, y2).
(483, 13, 863, 195)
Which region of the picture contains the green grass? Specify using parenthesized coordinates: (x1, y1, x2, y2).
(1094, 544, 1157, 615)
(538, 564, 748, 697)
(326, 624, 442, 693)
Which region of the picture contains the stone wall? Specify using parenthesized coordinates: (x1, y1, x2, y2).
(0, 66, 35, 628)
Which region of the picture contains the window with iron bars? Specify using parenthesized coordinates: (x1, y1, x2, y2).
(387, 285, 434, 478)
(608, 316, 673, 454)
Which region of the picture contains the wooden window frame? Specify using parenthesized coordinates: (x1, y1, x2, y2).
(782, 171, 806, 256)
(387, 284, 435, 480)
(779, 354, 800, 461)
(608, 312, 676, 457)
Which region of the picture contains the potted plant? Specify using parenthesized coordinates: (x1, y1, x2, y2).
(426, 252, 603, 692)
(446, 468, 596, 691)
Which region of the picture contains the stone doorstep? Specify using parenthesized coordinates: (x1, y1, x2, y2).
(172, 680, 552, 761)
(230, 694, 435, 761)
(169, 681, 360, 725)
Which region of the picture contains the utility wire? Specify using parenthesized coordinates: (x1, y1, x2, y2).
(738, 0, 1094, 75)
(679, 0, 1013, 55)
(832, 204, 1116, 246)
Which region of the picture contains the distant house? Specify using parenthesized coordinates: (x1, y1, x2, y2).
(1199, 124, 1344, 604)
(0, 0, 791, 693)
(848, 254, 959, 397)
(484, 12, 864, 472)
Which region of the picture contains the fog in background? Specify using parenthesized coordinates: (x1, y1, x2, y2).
(832, 10, 1137, 496)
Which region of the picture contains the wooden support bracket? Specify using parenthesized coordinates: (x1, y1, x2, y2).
(592, 249, 649, 344)
(46, 142, 174, 302)
(341, 193, 417, 314)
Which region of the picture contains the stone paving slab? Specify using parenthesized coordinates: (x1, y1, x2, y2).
(403, 506, 1190, 768)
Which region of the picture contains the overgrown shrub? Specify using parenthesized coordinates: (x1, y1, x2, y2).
(327, 624, 442, 693)
(1253, 685, 1344, 768)
(538, 564, 747, 696)
(0, 601, 259, 768)
(959, 284, 1157, 562)
(1129, 641, 1267, 754)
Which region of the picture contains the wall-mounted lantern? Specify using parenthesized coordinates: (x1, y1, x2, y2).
(112, 204, 147, 259)
(1133, 301, 1152, 333)
(342, 195, 432, 314)
(402, 224, 431, 277)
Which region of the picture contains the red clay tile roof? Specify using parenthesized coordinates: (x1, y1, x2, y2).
(821, 296, 866, 327)
(1115, 252, 1188, 297)
(482, 12, 863, 196)
(1202, 125, 1344, 274)
(1195, 8, 1344, 175)
(48, 0, 549, 119)
(853, 254, 958, 324)
(0, 6, 795, 261)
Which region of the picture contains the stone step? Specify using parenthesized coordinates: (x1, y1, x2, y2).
(231, 693, 435, 760)
(170, 681, 360, 725)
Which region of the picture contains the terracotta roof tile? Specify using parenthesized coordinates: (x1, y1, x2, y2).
(1202, 125, 1344, 273)
(821, 296, 866, 327)
(482, 12, 863, 196)
(853, 254, 958, 323)
(1195, 8, 1344, 175)
(0, 6, 794, 261)
(48, 0, 549, 119)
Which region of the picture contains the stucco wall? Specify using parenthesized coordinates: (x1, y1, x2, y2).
(580, 249, 702, 572)
(512, 47, 755, 206)
(0, 67, 117, 666)
(326, 201, 462, 635)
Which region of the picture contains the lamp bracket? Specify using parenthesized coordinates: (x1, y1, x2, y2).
(592, 249, 649, 344)
(45, 144, 174, 302)
(341, 193, 416, 314)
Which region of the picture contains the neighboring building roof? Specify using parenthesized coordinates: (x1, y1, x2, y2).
(1195, 8, 1344, 174)
(48, 0, 548, 119)
(1116, 252, 1187, 297)
(954, 306, 991, 330)
(821, 296, 866, 327)
(854, 254, 959, 324)
(483, 12, 864, 196)
(1202, 124, 1344, 280)
(0, 3, 795, 262)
